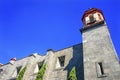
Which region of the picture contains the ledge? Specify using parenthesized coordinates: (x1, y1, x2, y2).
(80, 20, 105, 33)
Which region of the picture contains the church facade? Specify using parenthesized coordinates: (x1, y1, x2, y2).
(0, 8, 120, 80)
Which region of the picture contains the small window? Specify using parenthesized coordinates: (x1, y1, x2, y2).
(58, 56, 65, 67)
(98, 14, 102, 20)
(89, 14, 95, 22)
(98, 62, 104, 75)
(96, 62, 106, 78)
(0, 69, 3, 74)
(34, 62, 43, 73)
(38, 62, 43, 70)
(17, 66, 22, 74)
(56, 56, 65, 68)
(86, 14, 96, 25)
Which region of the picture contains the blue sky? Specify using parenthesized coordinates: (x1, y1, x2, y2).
(0, 0, 120, 64)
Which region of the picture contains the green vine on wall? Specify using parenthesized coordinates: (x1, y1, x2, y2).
(35, 64, 46, 80)
(16, 66, 27, 80)
(68, 66, 77, 80)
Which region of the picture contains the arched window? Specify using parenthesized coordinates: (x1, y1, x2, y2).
(89, 14, 95, 22)
(98, 14, 102, 20)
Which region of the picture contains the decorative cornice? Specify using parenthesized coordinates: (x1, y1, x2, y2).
(82, 8, 103, 21)
(80, 20, 105, 33)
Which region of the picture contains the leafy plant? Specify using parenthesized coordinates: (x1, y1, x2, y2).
(35, 64, 46, 80)
(68, 66, 77, 80)
(16, 66, 26, 80)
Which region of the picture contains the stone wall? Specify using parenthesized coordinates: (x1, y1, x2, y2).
(82, 22, 120, 80)
(0, 54, 45, 80)
(0, 44, 84, 80)
(44, 43, 84, 80)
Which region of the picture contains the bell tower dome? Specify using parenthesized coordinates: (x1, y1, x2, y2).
(82, 8, 104, 27)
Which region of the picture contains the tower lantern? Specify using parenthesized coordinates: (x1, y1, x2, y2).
(82, 8, 104, 27)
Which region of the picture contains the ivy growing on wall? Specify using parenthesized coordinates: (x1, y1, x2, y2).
(35, 64, 46, 80)
(16, 66, 26, 80)
(68, 66, 77, 80)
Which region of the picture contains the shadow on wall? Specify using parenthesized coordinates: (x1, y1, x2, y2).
(64, 43, 84, 80)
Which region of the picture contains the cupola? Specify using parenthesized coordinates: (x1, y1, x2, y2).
(82, 8, 104, 27)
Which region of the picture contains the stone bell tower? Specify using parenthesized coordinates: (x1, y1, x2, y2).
(80, 8, 120, 80)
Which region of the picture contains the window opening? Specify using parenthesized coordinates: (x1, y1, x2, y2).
(58, 56, 65, 67)
(96, 62, 106, 78)
(38, 62, 43, 70)
(0, 69, 3, 74)
(17, 66, 22, 74)
(34, 62, 43, 73)
(98, 14, 102, 20)
(89, 14, 95, 22)
(98, 62, 104, 75)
